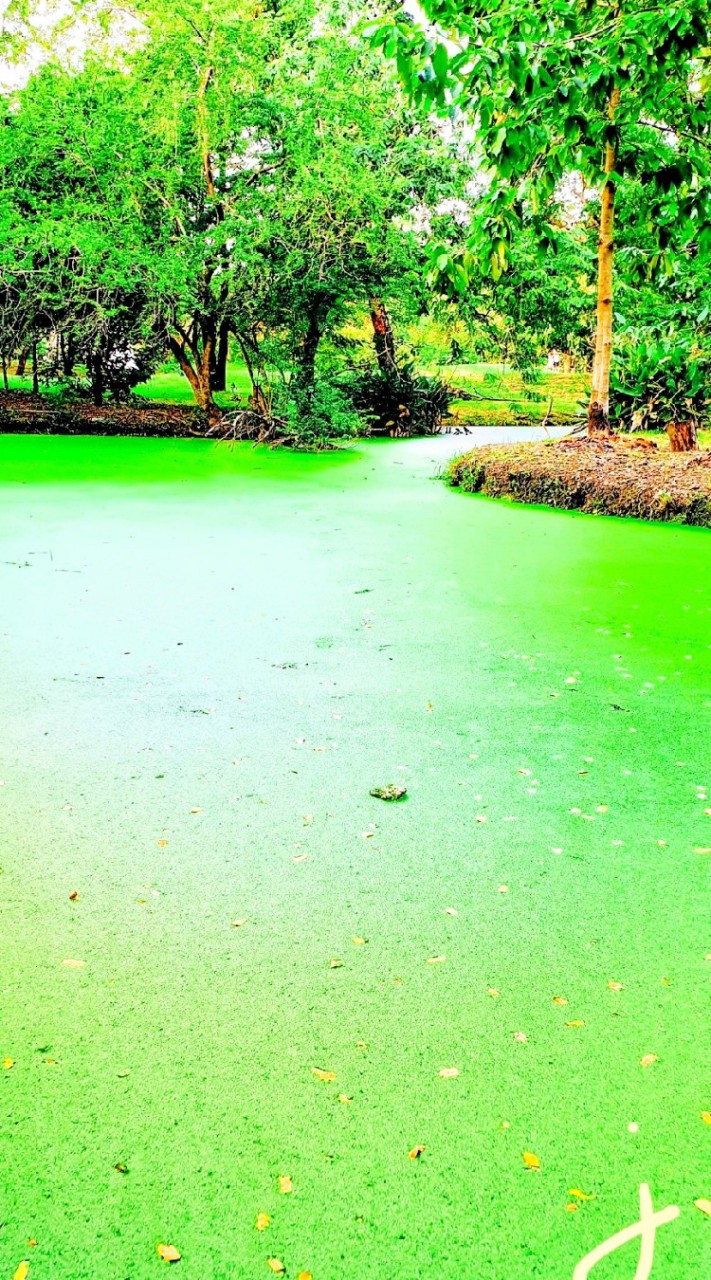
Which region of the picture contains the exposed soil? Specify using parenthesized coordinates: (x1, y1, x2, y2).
(0, 390, 202, 436)
(447, 435, 711, 526)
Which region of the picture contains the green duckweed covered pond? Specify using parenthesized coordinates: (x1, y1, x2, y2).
(0, 433, 709, 1279)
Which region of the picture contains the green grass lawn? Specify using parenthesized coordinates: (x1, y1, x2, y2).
(444, 363, 589, 427)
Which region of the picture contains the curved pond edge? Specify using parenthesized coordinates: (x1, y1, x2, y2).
(447, 437, 711, 527)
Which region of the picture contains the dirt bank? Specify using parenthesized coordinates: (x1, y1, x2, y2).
(447, 435, 711, 526)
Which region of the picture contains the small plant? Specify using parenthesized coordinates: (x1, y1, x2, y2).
(610, 333, 710, 432)
(349, 359, 451, 435)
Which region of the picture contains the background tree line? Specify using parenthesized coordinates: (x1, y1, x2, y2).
(0, 0, 709, 444)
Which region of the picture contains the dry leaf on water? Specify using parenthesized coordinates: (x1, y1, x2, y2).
(438, 1067, 459, 1079)
(312, 1067, 336, 1083)
(640, 1054, 658, 1068)
(156, 1244, 181, 1263)
(13, 1263, 29, 1280)
(522, 1151, 541, 1170)
(409, 1145, 426, 1160)
(278, 1175, 293, 1194)
(267, 1261, 286, 1275)
(255, 1213, 271, 1232)
(695, 1199, 711, 1217)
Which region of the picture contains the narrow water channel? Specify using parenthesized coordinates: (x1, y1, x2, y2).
(0, 432, 708, 1279)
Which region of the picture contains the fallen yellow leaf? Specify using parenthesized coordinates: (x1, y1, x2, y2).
(569, 1188, 596, 1201)
(640, 1054, 658, 1068)
(338, 1094, 352, 1104)
(523, 1151, 541, 1170)
(13, 1263, 29, 1280)
(565, 1203, 578, 1213)
(3, 1057, 14, 1070)
(267, 1261, 285, 1275)
(296, 1272, 313, 1280)
(409, 1145, 426, 1160)
(694, 847, 711, 854)
(329, 958, 343, 969)
(278, 1175, 293, 1195)
(565, 1020, 586, 1028)
(156, 1244, 181, 1263)
(444, 907, 458, 917)
(157, 839, 168, 847)
(552, 996, 568, 1006)
(255, 1213, 270, 1232)
(427, 955, 446, 964)
(231, 918, 248, 928)
(487, 987, 500, 998)
(695, 1199, 711, 1217)
(439, 1067, 459, 1078)
(312, 1067, 336, 1082)
(62, 959, 86, 969)
(608, 980, 623, 992)
(701, 1112, 711, 1125)
(352, 937, 367, 946)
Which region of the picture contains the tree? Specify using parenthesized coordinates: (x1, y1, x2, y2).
(374, 0, 711, 433)
(1, 0, 472, 436)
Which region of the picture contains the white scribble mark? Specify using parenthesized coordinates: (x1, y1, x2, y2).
(573, 1183, 680, 1280)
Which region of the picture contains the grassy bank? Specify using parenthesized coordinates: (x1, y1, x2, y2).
(447, 436, 711, 526)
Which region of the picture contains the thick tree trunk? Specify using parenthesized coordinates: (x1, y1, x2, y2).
(369, 297, 398, 379)
(16, 346, 29, 377)
(588, 86, 620, 436)
(87, 349, 104, 406)
(667, 420, 698, 452)
(211, 321, 230, 392)
(60, 332, 76, 378)
(299, 307, 322, 393)
(168, 331, 218, 420)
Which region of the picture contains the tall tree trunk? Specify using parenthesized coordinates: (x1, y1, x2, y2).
(61, 332, 76, 377)
(16, 346, 29, 377)
(369, 297, 398, 379)
(299, 307, 322, 394)
(211, 321, 230, 392)
(168, 331, 217, 421)
(31, 342, 39, 396)
(2, 357, 8, 392)
(588, 86, 619, 435)
(87, 349, 104, 406)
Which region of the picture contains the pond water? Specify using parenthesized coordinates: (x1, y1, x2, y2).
(0, 432, 709, 1279)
